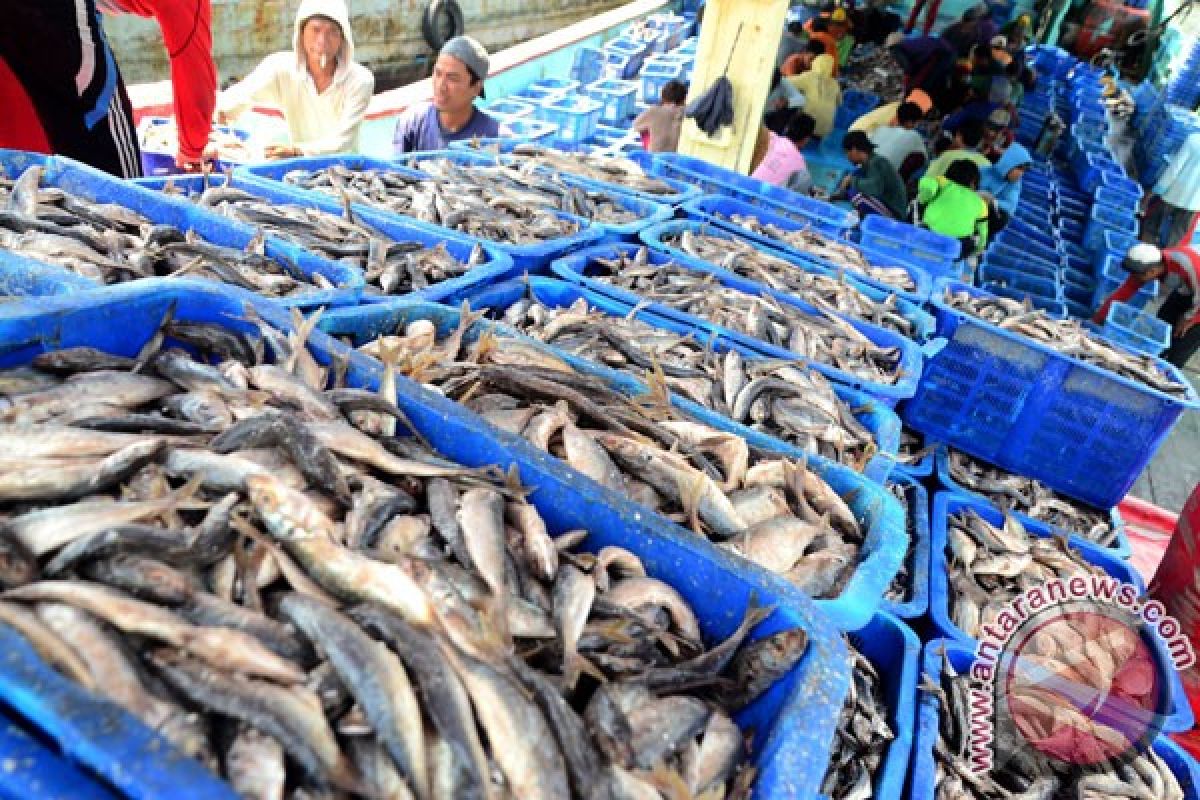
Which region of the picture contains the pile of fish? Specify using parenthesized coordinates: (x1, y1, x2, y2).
(495, 143, 679, 199)
(282, 164, 584, 245)
(411, 158, 641, 226)
(843, 45, 905, 103)
(884, 480, 916, 606)
(142, 120, 256, 164)
(577, 249, 905, 385)
(0, 311, 813, 799)
(945, 509, 1106, 638)
(343, 312, 869, 600)
(945, 447, 1119, 548)
(0, 165, 330, 297)
(713, 213, 917, 295)
(943, 288, 1188, 396)
(661, 232, 920, 339)
(159, 181, 485, 295)
(494, 293, 882, 470)
(820, 644, 893, 800)
(925, 649, 1184, 799)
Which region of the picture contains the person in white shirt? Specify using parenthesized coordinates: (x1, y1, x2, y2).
(869, 101, 927, 181)
(216, 0, 374, 157)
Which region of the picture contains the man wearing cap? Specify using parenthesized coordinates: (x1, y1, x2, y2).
(1093, 244, 1200, 368)
(217, 0, 374, 157)
(980, 107, 1015, 160)
(393, 36, 501, 154)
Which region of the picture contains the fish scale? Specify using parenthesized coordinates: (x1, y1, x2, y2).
(944, 287, 1188, 396)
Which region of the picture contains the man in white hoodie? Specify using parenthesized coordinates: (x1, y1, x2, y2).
(216, 0, 374, 157)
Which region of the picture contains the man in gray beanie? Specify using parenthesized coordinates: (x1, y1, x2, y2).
(393, 34, 501, 153)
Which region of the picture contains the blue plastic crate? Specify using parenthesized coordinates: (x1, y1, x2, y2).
(932, 499, 1192, 734)
(933, 447, 1131, 558)
(930, 491, 1151, 637)
(570, 45, 606, 85)
(882, 473, 931, 621)
(911, 639, 1200, 799)
(1096, 228, 1140, 269)
(581, 78, 639, 125)
(1063, 281, 1095, 310)
(977, 265, 1061, 300)
(550, 243, 926, 405)
(681, 196, 928, 303)
(447, 276, 902, 485)
(1062, 265, 1096, 291)
(538, 95, 603, 143)
(903, 280, 1200, 508)
(235, 154, 604, 272)
(137, 117, 249, 177)
(528, 77, 579, 95)
(639, 60, 686, 104)
(834, 89, 881, 131)
(502, 117, 560, 141)
(681, 192, 857, 238)
(636, 220, 937, 341)
(817, 613, 919, 800)
(322, 288, 907, 630)
(397, 149, 672, 244)
(0, 714, 126, 800)
(0, 279, 861, 800)
(0, 251, 100, 298)
(0, 151, 363, 309)
(1103, 301, 1172, 357)
(858, 214, 961, 272)
(1095, 184, 1141, 213)
(1084, 202, 1140, 252)
(133, 172, 517, 303)
(602, 37, 647, 78)
(1099, 170, 1145, 200)
(982, 249, 1060, 282)
(650, 151, 848, 222)
(994, 230, 1063, 267)
(482, 97, 535, 121)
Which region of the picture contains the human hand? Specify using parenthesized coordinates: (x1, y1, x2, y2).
(265, 144, 301, 159)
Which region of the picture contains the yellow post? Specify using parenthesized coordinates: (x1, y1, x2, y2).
(677, 0, 789, 174)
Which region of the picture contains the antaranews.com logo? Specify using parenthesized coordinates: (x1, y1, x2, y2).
(965, 574, 1194, 774)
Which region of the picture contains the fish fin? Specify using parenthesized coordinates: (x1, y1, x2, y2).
(635, 362, 675, 422)
(678, 471, 707, 536)
(502, 464, 533, 501)
(338, 189, 356, 224)
(564, 651, 606, 692)
(645, 762, 695, 800)
(376, 339, 400, 438)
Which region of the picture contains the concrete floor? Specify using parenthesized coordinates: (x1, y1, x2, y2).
(1130, 364, 1200, 513)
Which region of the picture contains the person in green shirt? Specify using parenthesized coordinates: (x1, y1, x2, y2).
(835, 130, 909, 219)
(926, 117, 992, 179)
(917, 158, 989, 257)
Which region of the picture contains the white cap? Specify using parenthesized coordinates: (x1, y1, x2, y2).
(1123, 243, 1163, 274)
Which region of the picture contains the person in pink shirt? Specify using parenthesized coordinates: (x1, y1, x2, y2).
(751, 112, 815, 193)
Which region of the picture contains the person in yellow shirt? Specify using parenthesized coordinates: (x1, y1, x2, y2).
(786, 54, 841, 137)
(849, 88, 933, 133)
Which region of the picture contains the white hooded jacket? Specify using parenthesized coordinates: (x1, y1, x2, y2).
(217, 0, 374, 154)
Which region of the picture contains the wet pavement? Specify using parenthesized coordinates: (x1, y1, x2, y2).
(1131, 363, 1200, 513)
